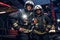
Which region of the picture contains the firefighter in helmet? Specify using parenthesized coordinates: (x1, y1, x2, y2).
(9, 0, 34, 40)
(32, 5, 52, 40)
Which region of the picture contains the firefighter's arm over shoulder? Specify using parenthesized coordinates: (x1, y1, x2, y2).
(45, 16, 55, 32)
(45, 16, 52, 28)
(44, 16, 52, 32)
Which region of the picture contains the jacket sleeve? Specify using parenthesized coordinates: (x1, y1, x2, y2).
(9, 10, 21, 30)
(44, 16, 52, 28)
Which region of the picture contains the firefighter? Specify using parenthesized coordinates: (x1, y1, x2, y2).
(32, 5, 52, 40)
(9, 0, 34, 40)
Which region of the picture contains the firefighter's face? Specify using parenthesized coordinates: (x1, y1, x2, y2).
(26, 5, 32, 11)
(36, 9, 41, 14)
(46, 5, 48, 8)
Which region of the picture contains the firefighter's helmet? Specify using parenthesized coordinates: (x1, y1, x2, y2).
(25, 1, 34, 6)
(34, 5, 42, 10)
(25, 1, 34, 8)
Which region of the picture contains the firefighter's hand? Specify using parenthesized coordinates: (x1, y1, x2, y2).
(19, 27, 24, 32)
(45, 28, 49, 31)
(11, 27, 14, 30)
(51, 25, 55, 30)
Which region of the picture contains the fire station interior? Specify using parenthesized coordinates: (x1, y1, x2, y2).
(0, 0, 60, 40)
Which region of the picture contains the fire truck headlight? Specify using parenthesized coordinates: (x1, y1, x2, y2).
(57, 19, 60, 22)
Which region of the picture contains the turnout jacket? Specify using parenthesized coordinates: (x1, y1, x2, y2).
(9, 9, 34, 33)
(33, 13, 52, 34)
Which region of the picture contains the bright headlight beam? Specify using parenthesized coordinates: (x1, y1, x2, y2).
(0, 11, 6, 14)
(57, 19, 60, 22)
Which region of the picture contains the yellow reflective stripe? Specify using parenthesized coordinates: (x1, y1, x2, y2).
(13, 23, 18, 27)
(47, 25, 51, 28)
(23, 28, 32, 33)
(34, 30, 46, 34)
(25, 21, 28, 25)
